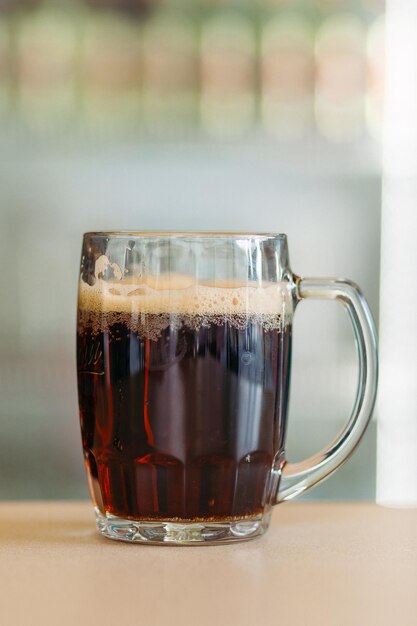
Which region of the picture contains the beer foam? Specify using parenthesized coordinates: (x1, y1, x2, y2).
(78, 274, 292, 339)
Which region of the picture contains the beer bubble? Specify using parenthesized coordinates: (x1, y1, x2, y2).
(241, 352, 253, 365)
(113, 437, 123, 452)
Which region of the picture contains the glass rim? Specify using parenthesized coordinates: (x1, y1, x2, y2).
(83, 231, 288, 239)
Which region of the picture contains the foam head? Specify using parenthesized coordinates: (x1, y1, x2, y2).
(78, 270, 293, 338)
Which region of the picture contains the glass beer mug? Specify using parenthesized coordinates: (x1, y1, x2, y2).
(77, 232, 378, 544)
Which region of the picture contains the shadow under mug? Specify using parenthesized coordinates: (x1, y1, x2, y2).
(77, 232, 378, 545)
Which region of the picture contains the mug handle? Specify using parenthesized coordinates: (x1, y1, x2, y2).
(277, 278, 378, 502)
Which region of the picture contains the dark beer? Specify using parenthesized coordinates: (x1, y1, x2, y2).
(77, 280, 291, 522)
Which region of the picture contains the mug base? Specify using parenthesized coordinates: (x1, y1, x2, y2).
(95, 508, 271, 545)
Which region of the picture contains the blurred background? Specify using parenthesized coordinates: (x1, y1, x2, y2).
(0, 0, 384, 500)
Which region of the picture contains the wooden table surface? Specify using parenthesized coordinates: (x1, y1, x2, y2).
(0, 501, 416, 626)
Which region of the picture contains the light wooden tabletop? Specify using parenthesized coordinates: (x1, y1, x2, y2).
(0, 501, 416, 626)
